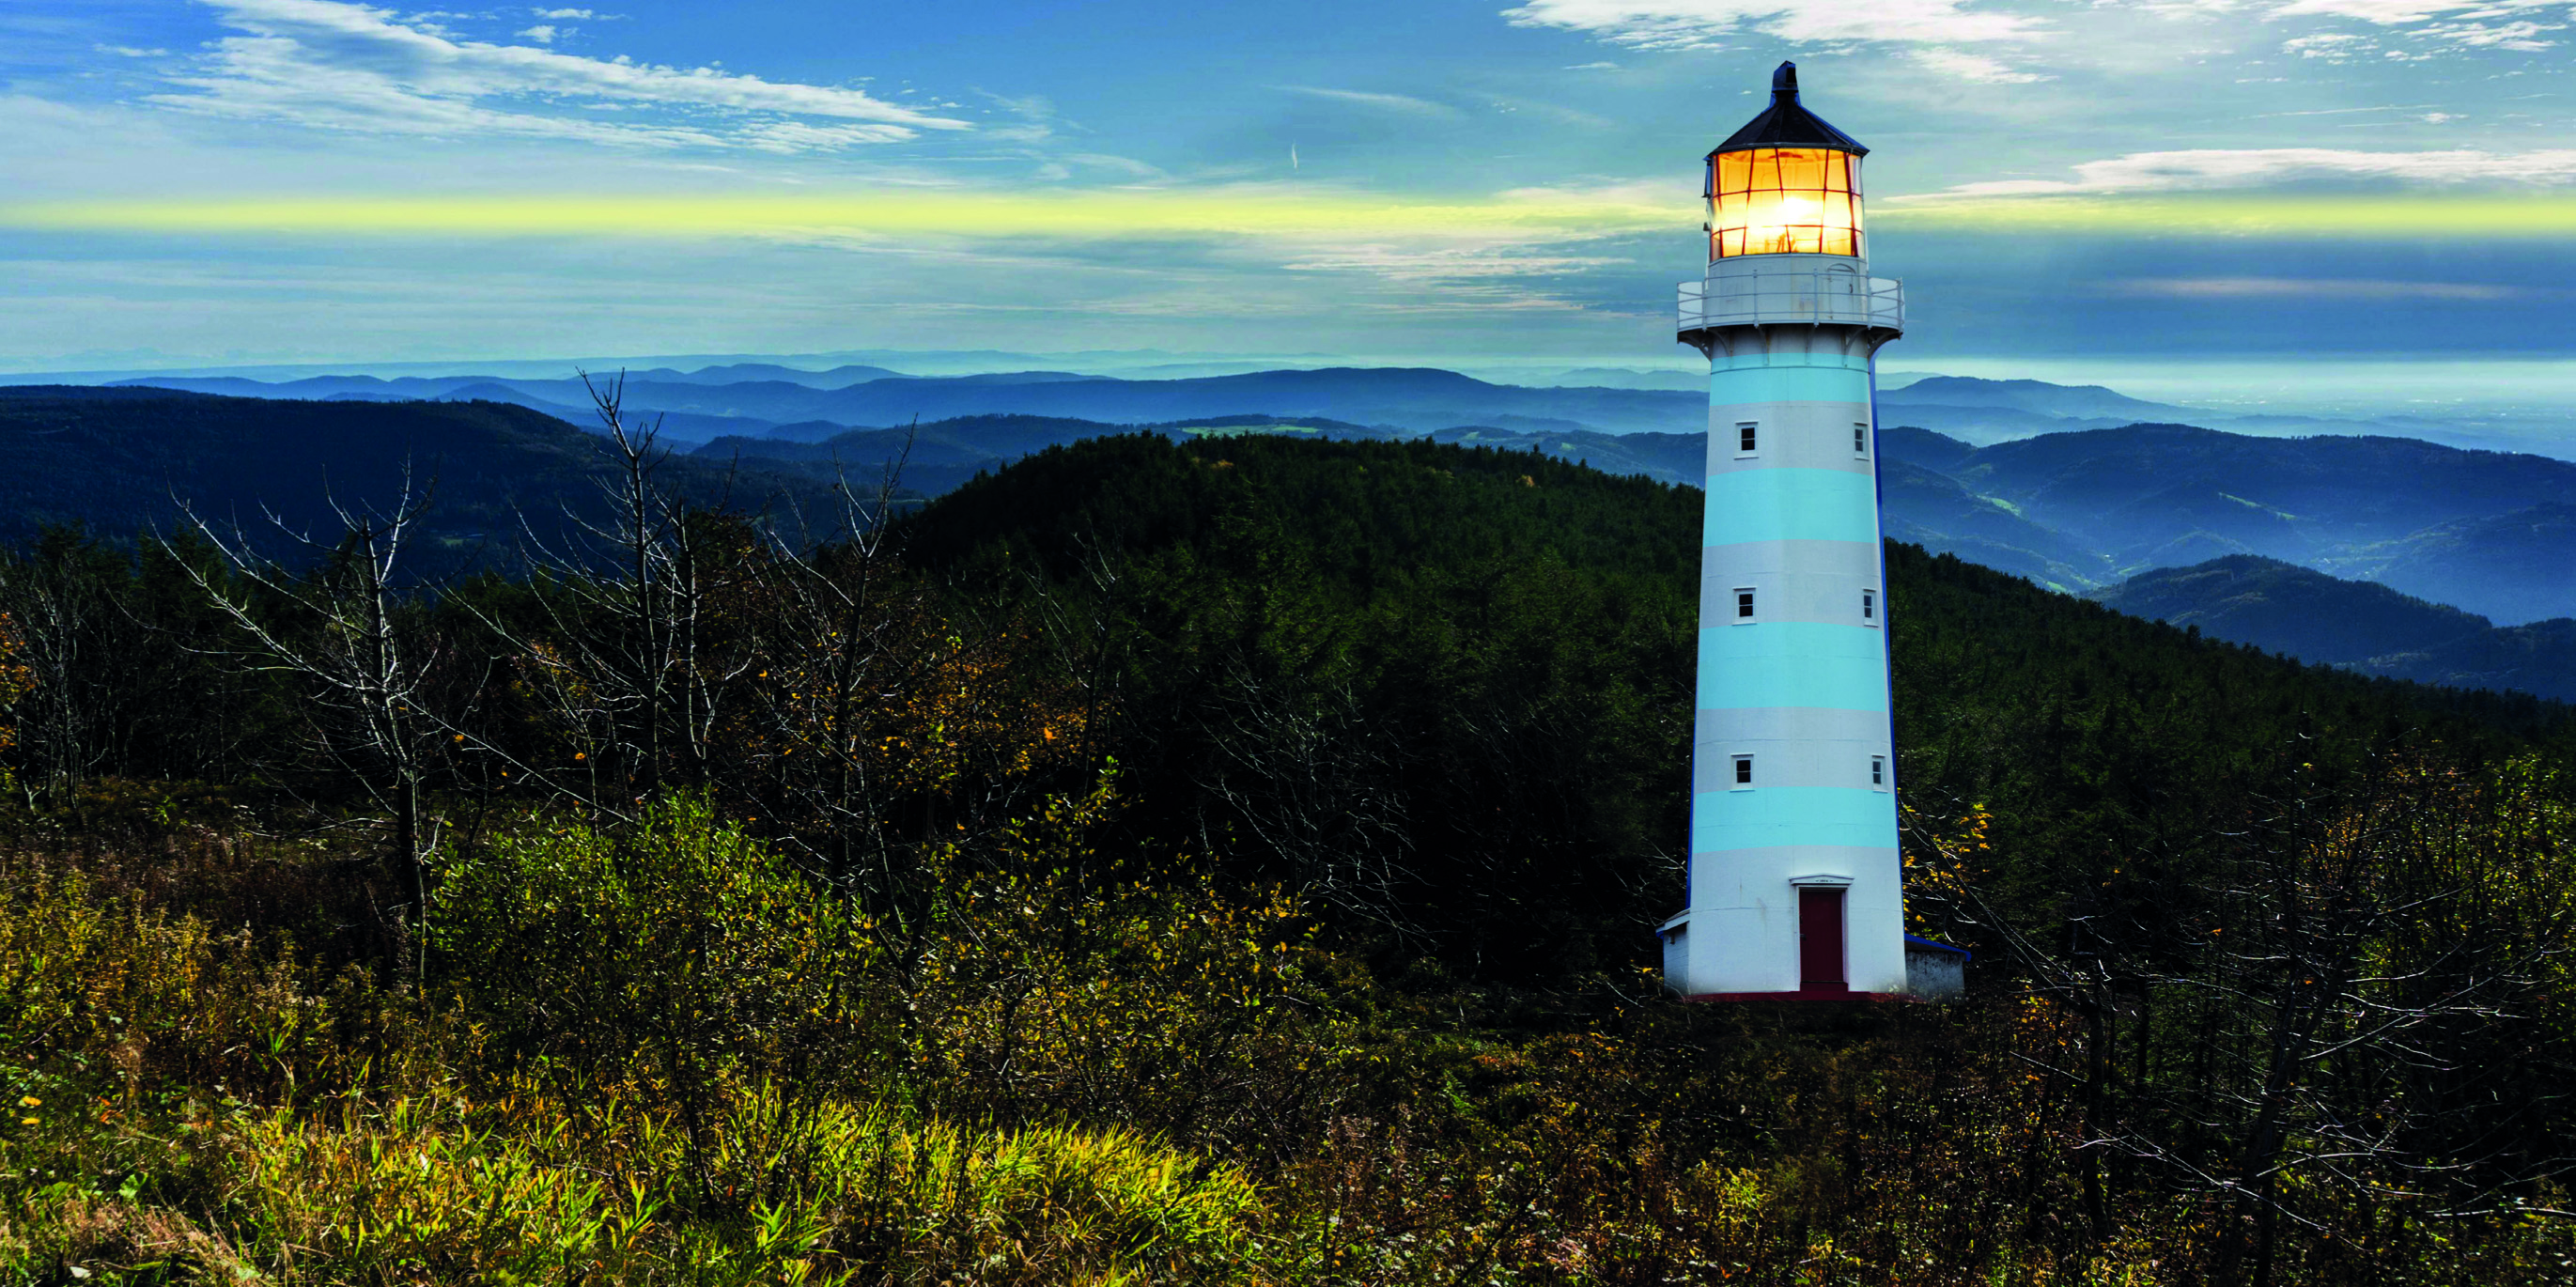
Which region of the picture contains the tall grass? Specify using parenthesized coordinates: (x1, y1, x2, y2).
(0, 806, 1302, 1284)
(7, 791, 2575, 1284)
(217, 1084, 1272, 1284)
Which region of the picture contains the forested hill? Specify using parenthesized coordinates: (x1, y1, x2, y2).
(897, 433, 2570, 976)
(0, 385, 844, 553)
(10, 428, 2576, 1280)
(903, 434, 1704, 976)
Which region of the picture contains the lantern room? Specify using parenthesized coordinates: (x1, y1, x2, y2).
(1706, 62, 1868, 261)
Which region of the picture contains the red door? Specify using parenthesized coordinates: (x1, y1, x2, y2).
(1798, 888, 1847, 993)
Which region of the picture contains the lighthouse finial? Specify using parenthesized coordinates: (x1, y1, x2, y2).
(1773, 61, 1798, 101)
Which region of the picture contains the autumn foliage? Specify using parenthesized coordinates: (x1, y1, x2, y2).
(3, 430, 2575, 1283)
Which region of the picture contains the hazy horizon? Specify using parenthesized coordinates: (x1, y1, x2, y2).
(14, 348, 2576, 432)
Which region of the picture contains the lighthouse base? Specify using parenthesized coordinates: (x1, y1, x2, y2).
(1678, 989, 1912, 1003)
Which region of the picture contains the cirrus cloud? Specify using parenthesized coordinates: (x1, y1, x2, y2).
(2269, 0, 2553, 23)
(1277, 85, 1468, 118)
(1499, 0, 2042, 50)
(1498, 0, 2056, 85)
(1907, 146, 2576, 200)
(151, 0, 967, 152)
(2107, 275, 2528, 300)
(1907, 47, 2053, 84)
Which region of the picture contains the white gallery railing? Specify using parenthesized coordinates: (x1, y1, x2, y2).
(1678, 266, 1904, 333)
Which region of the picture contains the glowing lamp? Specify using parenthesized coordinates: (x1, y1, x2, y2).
(1704, 63, 1868, 261)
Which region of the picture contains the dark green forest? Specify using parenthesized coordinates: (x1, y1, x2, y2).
(4, 425, 2572, 1284)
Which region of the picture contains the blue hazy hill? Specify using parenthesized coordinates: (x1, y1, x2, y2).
(50, 361, 2576, 641)
(111, 366, 1701, 438)
(0, 385, 848, 560)
(1887, 376, 2194, 422)
(1880, 424, 2576, 623)
(789, 367, 1704, 435)
(2094, 555, 2576, 702)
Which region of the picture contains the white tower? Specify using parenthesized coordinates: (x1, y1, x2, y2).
(1659, 62, 1910, 999)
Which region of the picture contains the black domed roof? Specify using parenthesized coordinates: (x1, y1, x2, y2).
(1710, 62, 1867, 157)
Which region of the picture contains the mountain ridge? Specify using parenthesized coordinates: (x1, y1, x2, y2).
(1883, 424, 2576, 622)
(2093, 554, 2576, 701)
(0, 385, 850, 563)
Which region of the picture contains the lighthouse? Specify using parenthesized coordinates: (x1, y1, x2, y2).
(1659, 62, 1910, 1000)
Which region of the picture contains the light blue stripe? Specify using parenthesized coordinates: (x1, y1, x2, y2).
(1703, 468, 1881, 546)
(1698, 621, 1888, 711)
(1691, 786, 1899, 853)
(1714, 352, 1872, 373)
(1710, 365, 1875, 403)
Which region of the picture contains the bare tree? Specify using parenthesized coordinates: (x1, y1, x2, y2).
(165, 466, 448, 972)
(2167, 760, 2571, 1286)
(737, 423, 920, 891)
(1909, 752, 2576, 1285)
(0, 540, 116, 804)
(470, 371, 756, 815)
(1196, 663, 1419, 941)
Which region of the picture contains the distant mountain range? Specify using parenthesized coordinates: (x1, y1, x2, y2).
(698, 404, 2576, 628)
(1876, 424, 2576, 624)
(107, 362, 2480, 457)
(1867, 378, 2211, 444)
(114, 366, 1710, 442)
(2094, 555, 2576, 702)
(105, 361, 2266, 467)
(30, 357, 2576, 693)
(12, 374, 2575, 702)
(83, 365, 2102, 445)
(0, 386, 847, 563)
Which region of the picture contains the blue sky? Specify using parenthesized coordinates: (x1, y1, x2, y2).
(4, 0, 2575, 388)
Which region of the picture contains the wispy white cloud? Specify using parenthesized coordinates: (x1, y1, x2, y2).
(1908, 147, 2576, 199)
(1281, 242, 1629, 280)
(1059, 152, 1169, 179)
(1484, 94, 1616, 128)
(2269, 0, 2551, 23)
(533, 7, 599, 17)
(1278, 85, 1467, 118)
(2271, 0, 2564, 54)
(2282, 30, 2372, 57)
(1500, 0, 2042, 50)
(151, 0, 968, 152)
(2258, 101, 2439, 116)
(514, 23, 558, 44)
(2421, 19, 2561, 50)
(1909, 47, 2053, 84)
(2108, 275, 2527, 300)
(1499, 0, 2557, 81)
(1501, 0, 2056, 83)
(1275, 233, 1637, 314)
(97, 44, 173, 58)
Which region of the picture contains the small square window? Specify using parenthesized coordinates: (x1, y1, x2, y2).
(1736, 421, 1759, 454)
(1734, 588, 1756, 620)
(1870, 756, 1887, 788)
(1733, 755, 1755, 787)
(1861, 589, 1876, 622)
(1854, 423, 1869, 455)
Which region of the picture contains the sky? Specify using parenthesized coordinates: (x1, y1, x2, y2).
(4, 0, 2575, 400)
